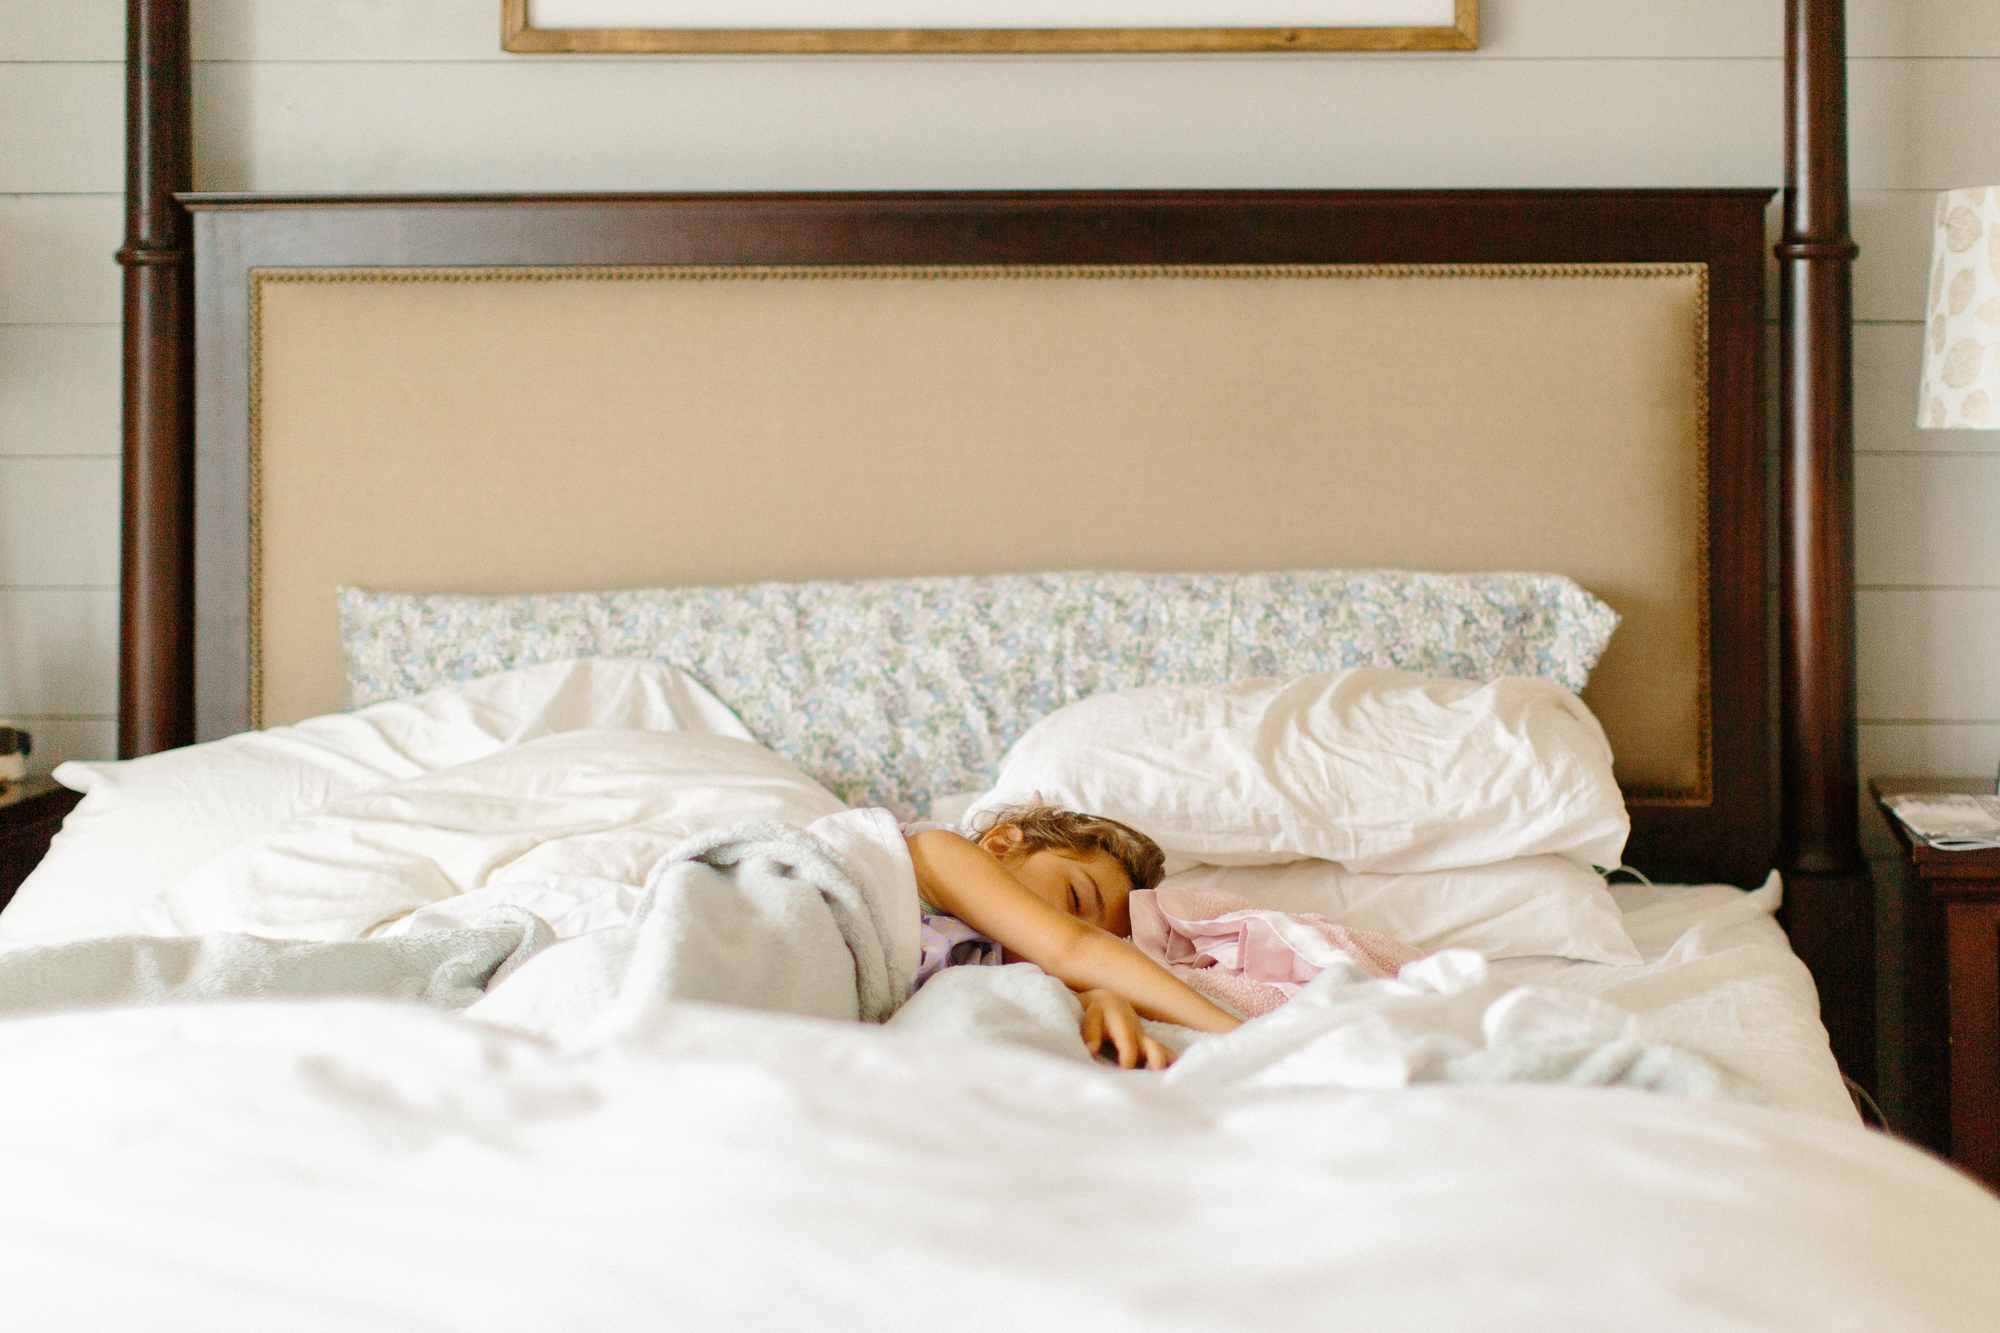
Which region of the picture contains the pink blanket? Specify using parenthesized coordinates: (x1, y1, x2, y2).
(1129, 885, 1425, 1018)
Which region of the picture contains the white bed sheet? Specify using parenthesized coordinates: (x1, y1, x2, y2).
(1487, 877, 1858, 1123)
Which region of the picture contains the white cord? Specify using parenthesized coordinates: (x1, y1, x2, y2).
(1844, 1075, 1888, 1130)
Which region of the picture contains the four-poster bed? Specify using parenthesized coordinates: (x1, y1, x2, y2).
(0, 3, 1977, 1328)
(114, 0, 1877, 1085)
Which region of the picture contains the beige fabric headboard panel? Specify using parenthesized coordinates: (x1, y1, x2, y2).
(251, 263, 1708, 800)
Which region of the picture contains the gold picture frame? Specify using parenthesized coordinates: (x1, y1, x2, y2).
(502, 0, 1477, 54)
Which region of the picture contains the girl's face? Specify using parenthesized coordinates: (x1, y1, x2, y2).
(980, 826, 1135, 937)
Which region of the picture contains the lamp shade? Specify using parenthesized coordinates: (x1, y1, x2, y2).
(1919, 186, 2000, 428)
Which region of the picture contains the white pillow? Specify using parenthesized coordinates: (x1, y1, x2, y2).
(1159, 858, 1642, 965)
(968, 669, 1629, 875)
(0, 659, 751, 944)
(141, 730, 846, 942)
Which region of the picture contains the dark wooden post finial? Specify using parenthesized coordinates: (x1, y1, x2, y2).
(118, 0, 195, 758)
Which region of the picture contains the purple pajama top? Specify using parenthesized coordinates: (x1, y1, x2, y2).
(901, 817, 1006, 992)
(913, 904, 1005, 991)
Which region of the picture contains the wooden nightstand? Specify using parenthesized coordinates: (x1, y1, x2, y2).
(1873, 776, 2000, 1190)
(0, 776, 81, 913)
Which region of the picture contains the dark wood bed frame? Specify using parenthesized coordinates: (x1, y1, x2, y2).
(112, 2, 1872, 1087)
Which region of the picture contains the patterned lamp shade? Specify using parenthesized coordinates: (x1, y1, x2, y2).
(1919, 186, 2000, 429)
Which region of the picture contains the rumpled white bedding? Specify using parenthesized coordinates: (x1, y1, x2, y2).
(0, 806, 1988, 1326)
(20, 705, 1852, 1121)
(1494, 876, 1860, 1123)
(407, 857, 1854, 1120)
(0, 988, 1994, 1332)
(2, 696, 1973, 1324)
(891, 948, 1758, 1102)
(139, 730, 846, 941)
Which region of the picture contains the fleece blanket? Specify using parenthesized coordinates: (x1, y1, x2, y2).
(0, 907, 551, 1016)
(473, 820, 901, 1040)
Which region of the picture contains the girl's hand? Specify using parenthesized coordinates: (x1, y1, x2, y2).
(1078, 988, 1174, 1070)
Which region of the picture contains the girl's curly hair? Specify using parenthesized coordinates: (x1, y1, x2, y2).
(970, 802, 1165, 894)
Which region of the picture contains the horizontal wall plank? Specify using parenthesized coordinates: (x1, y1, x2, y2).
(1855, 322, 1941, 455)
(0, 196, 122, 324)
(192, 57, 1780, 193)
(1857, 453, 2000, 586)
(1862, 722, 2000, 782)
(167, 0, 2000, 64)
(0, 326, 121, 457)
(192, 0, 1782, 62)
(0, 0, 123, 61)
(0, 65, 122, 193)
(1850, 0, 2000, 60)
(0, 589, 117, 715)
(1860, 723, 2000, 856)
(196, 0, 529, 63)
(0, 457, 120, 586)
(1472, 0, 1774, 58)
(0, 716, 116, 777)
(1851, 57, 2000, 192)
(1858, 589, 2000, 722)
(1853, 190, 1936, 324)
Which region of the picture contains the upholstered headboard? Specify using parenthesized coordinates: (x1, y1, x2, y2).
(186, 191, 1771, 884)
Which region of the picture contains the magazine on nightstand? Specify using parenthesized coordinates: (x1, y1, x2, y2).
(1884, 792, 2000, 851)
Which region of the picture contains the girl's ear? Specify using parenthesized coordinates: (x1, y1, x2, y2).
(978, 824, 1026, 860)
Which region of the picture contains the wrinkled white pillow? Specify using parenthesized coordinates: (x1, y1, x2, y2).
(0, 659, 751, 944)
(1159, 858, 1642, 965)
(142, 730, 846, 942)
(968, 669, 1629, 875)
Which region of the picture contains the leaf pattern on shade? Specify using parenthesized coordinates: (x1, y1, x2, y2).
(1921, 187, 2000, 428)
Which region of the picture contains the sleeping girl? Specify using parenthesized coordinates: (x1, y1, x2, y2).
(896, 804, 1242, 1069)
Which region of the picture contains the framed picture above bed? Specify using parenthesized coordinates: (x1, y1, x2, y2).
(501, 0, 1478, 54)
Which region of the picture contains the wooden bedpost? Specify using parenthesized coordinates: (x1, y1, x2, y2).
(116, 0, 195, 758)
(1778, 0, 1873, 1089)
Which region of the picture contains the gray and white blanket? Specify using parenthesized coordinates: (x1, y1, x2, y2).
(470, 820, 900, 1041)
(0, 821, 896, 1037)
(0, 907, 552, 1016)
(595, 819, 899, 1026)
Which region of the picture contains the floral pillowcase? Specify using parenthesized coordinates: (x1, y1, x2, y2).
(339, 570, 1618, 817)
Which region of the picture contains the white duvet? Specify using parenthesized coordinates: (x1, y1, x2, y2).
(5, 662, 1995, 1327)
(0, 763, 1992, 1332)
(0, 989, 1994, 1332)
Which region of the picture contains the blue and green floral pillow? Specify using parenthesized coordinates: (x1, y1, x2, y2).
(340, 570, 1617, 817)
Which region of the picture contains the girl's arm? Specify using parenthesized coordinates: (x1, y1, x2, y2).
(905, 829, 1240, 1035)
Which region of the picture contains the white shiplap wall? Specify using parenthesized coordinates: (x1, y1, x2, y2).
(2, 0, 1996, 793)
(0, 1, 122, 770)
